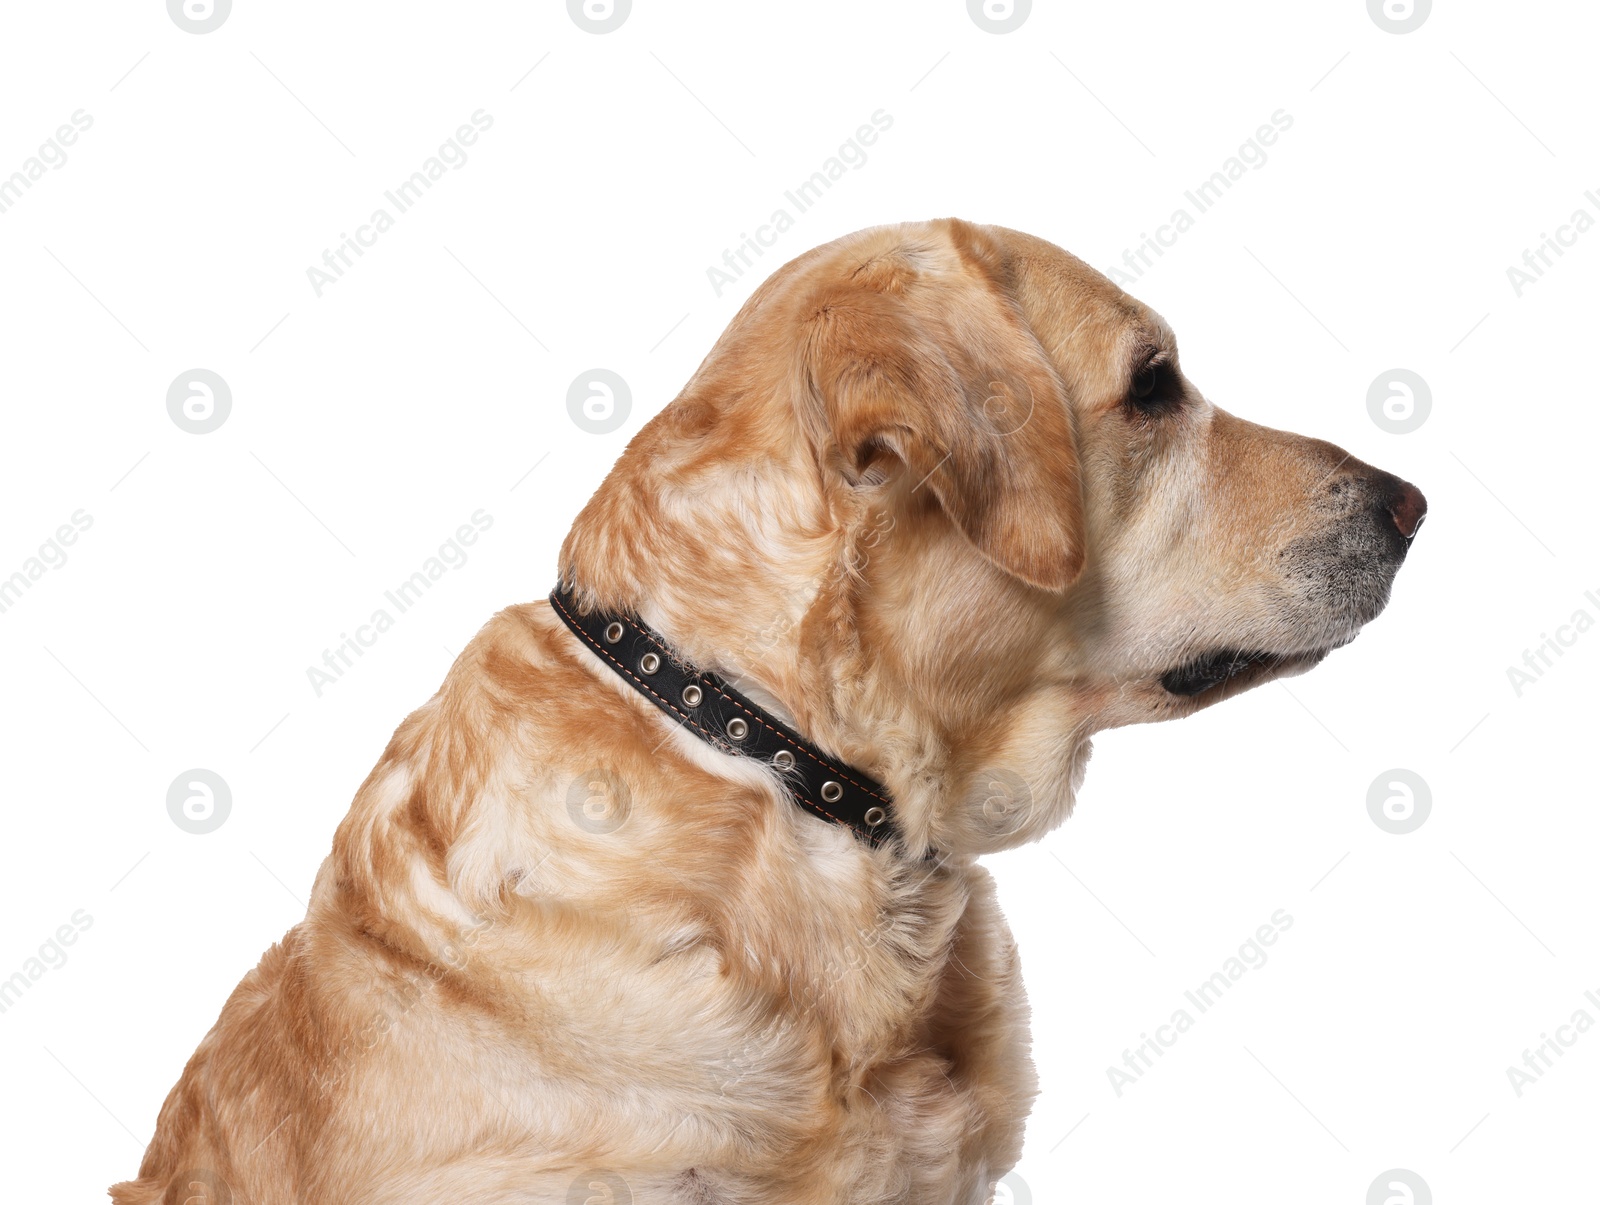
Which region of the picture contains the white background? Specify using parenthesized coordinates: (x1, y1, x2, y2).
(0, 1, 1594, 1201)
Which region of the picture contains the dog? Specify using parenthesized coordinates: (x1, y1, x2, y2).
(113, 219, 1424, 1204)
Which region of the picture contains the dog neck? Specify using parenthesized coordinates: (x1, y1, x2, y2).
(550, 582, 911, 852)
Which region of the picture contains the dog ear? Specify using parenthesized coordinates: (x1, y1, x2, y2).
(801, 229, 1086, 592)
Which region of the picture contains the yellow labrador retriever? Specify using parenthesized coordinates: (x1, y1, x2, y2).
(114, 220, 1424, 1204)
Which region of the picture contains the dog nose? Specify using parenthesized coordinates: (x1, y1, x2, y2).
(1384, 479, 1427, 540)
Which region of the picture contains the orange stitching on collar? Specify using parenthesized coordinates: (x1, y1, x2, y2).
(553, 595, 865, 835)
(704, 682, 892, 805)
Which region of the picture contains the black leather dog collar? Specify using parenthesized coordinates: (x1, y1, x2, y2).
(549, 584, 903, 849)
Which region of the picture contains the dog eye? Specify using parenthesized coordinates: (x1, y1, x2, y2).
(1127, 358, 1180, 415)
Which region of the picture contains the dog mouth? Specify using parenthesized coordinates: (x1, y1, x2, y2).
(1159, 647, 1330, 697)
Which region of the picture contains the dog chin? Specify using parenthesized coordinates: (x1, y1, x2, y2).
(1158, 645, 1332, 703)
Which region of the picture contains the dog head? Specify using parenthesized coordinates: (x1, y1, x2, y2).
(560, 219, 1425, 854)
